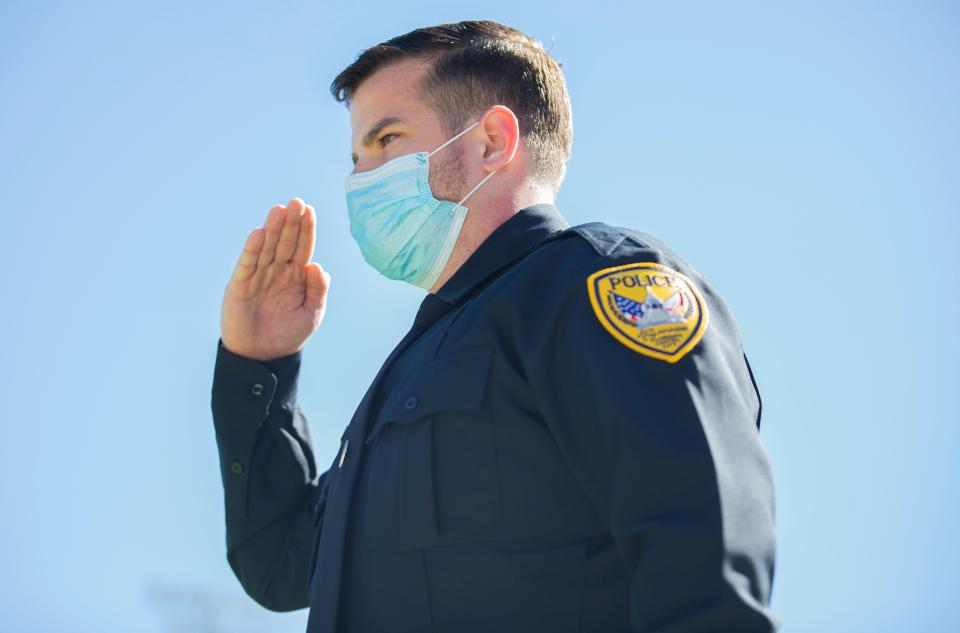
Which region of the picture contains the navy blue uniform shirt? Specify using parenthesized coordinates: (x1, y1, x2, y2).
(210, 204, 778, 632)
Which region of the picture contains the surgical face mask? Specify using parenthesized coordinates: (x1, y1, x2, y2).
(344, 120, 498, 290)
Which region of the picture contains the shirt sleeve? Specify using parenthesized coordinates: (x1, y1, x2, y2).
(524, 250, 778, 632)
(210, 338, 328, 612)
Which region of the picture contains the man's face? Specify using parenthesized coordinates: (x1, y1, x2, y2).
(349, 57, 468, 201)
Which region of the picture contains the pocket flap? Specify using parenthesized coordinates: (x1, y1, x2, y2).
(367, 347, 493, 445)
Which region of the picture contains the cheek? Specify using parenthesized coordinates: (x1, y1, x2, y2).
(429, 149, 468, 200)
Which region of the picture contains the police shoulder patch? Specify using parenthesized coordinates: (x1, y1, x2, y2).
(586, 261, 709, 363)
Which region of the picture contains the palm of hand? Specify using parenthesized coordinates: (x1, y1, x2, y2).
(220, 198, 330, 361)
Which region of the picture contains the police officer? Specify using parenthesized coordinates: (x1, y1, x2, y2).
(211, 20, 777, 633)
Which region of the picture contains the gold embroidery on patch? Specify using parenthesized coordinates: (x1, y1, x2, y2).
(586, 262, 709, 362)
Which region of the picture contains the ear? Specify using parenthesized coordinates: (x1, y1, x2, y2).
(478, 105, 520, 172)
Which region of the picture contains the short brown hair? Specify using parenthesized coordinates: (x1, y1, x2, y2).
(331, 20, 573, 190)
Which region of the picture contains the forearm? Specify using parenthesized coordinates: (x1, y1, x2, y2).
(211, 339, 324, 610)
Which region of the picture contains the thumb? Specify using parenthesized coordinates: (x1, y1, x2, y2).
(305, 262, 331, 308)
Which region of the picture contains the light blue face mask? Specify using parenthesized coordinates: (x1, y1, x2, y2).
(345, 120, 498, 290)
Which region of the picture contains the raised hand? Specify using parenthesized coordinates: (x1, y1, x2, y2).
(220, 198, 331, 361)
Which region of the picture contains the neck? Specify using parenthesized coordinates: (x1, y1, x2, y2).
(428, 182, 555, 294)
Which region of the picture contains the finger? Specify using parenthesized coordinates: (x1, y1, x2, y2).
(275, 197, 305, 263)
(292, 204, 316, 266)
(230, 227, 265, 283)
(304, 262, 331, 309)
(257, 205, 286, 268)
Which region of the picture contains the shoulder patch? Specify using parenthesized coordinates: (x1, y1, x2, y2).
(586, 262, 709, 363)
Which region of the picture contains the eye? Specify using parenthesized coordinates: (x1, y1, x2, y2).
(379, 133, 398, 148)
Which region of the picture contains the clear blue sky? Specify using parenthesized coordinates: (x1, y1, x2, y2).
(1, 1, 957, 631)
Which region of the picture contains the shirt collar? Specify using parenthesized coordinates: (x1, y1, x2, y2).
(434, 203, 570, 305)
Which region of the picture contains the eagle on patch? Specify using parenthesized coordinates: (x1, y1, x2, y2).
(609, 287, 693, 328)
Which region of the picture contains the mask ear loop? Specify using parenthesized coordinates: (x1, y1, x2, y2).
(456, 169, 497, 207)
(428, 118, 504, 207)
(427, 120, 481, 157)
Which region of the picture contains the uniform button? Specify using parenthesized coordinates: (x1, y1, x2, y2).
(251, 383, 264, 397)
(230, 461, 244, 475)
(404, 396, 419, 411)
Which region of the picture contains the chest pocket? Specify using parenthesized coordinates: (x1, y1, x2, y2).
(364, 347, 500, 553)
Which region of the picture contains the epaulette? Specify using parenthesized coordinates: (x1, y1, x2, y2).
(560, 222, 666, 257)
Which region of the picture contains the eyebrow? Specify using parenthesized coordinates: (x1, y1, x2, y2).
(351, 116, 403, 164)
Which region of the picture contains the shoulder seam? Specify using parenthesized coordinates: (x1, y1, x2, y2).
(565, 223, 657, 257)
